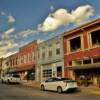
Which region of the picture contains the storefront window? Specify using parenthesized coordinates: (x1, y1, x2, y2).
(83, 58, 91, 64)
(72, 60, 82, 66)
(43, 69, 52, 78)
(93, 56, 100, 63)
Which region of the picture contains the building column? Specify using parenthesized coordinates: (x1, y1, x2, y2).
(35, 65, 41, 83)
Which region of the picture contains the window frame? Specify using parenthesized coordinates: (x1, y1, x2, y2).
(67, 34, 83, 53)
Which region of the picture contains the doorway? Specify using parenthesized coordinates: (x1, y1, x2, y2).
(57, 66, 62, 77)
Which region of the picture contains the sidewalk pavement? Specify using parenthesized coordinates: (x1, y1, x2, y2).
(21, 81, 100, 95)
(21, 80, 40, 88)
(79, 85, 100, 95)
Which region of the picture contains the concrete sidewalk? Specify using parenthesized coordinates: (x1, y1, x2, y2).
(80, 85, 100, 95)
(21, 80, 40, 88)
(21, 81, 100, 95)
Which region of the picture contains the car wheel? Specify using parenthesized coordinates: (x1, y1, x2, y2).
(41, 85, 45, 91)
(57, 86, 62, 93)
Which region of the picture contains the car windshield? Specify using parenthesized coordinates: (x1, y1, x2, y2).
(56, 77, 72, 81)
(60, 78, 72, 80)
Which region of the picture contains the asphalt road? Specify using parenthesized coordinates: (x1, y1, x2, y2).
(0, 81, 100, 100)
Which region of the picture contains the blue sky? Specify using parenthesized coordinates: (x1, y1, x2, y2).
(0, 0, 100, 57)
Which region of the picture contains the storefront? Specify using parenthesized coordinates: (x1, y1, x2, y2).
(69, 65, 100, 85)
(41, 61, 64, 81)
(9, 65, 35, 80)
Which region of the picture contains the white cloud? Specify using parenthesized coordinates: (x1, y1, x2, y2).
(19, 29, 38, 37)
(0, 11, 15, 23)
(71, 5, 94, 23)
(4, 28, 15, 35)
(0, 38, 18, 58)
(8, 15, 15, 23)
(1, 28, 15, 39)
(38, 5, 94, 32)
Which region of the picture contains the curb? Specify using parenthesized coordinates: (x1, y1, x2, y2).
(21, 82, 40, 89)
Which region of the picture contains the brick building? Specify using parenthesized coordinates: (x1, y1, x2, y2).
(63, 18, 100, 85)
(18, 40, 37, 80)
(9, 52, 19, 73)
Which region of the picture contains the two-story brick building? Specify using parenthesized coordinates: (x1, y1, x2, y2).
(8, 52, 19, 73)
(17, 40, 37, 80)
(63, 18, 100, 85)
(36, 36, 64, 82)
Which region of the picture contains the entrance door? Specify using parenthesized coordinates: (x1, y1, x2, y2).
(57, 66, 62, 77)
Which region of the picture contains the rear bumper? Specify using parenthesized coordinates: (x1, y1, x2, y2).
(63, 86, 78, 92)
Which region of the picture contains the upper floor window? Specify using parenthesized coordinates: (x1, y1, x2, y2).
(32, 52, 35, 61)
(56, 48, 60, 55)
(29, 53, 32, 61)
(42, 52, 45, 59)
(48, 50, 52, 57)
(16, 58, 18, 65)
(21, 56, 24, 63)
(69, 36, 81, 52)
(48, 44, 52, 57)
(91, 30, 100, 47)
(38, 52, 40, 59)
(56, 42, 60, 55)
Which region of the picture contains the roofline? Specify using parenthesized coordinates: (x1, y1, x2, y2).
(63, 18, 100, 37)
(19, 40, 37, 50)
(37, 35, 61, 46)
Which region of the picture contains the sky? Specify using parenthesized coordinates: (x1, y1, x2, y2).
(0, 0, 100, 57)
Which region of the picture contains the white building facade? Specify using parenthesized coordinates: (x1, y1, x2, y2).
(36, 36, 64, 82)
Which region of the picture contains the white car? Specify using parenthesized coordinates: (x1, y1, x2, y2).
(40, 77, 78, 93)
(1, 74, 21, 84)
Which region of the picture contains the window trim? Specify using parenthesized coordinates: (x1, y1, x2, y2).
(88, 28, 100, 48)
(67, 34, 83, 54)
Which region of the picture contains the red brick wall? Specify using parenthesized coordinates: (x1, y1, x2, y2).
(10, 53, 18, 68)
(19, 41, 37, 68)
(63, 19, 100, 77)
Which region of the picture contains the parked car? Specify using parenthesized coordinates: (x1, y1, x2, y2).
(1, 74, 21, 84)
(40, 77, 78, 93)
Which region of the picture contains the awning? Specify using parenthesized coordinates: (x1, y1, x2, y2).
(67, 64, 100, 70)
(9, 65, 35, 73)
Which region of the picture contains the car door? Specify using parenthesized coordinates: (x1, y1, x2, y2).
(50, 78, 60, 91)
(44, 78, 54, 90)
(44, 78, 58, 91)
